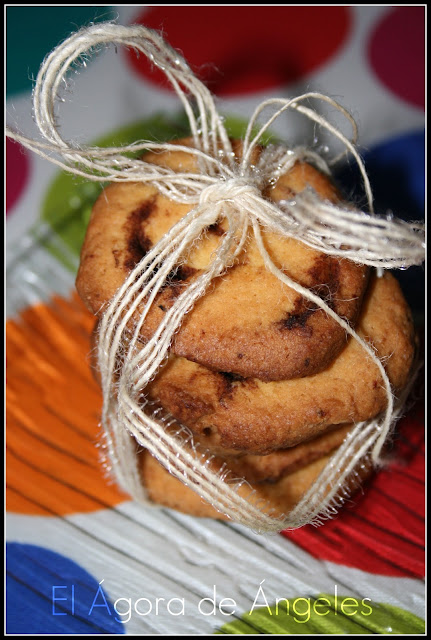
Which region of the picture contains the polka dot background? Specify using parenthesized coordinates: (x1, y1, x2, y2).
(6, 6, 425, 635)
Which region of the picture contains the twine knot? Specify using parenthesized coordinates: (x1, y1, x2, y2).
(199, 178, 260, 208)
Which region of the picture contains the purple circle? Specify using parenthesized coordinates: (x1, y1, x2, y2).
(368, 7, 425, 110)
(6, 138, 31, 215)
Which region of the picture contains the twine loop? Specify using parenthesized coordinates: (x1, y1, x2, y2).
(5, 22, 425, 532)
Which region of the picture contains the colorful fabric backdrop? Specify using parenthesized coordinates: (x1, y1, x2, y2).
(6, 5, 425, 635)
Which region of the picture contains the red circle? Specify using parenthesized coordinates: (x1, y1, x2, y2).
(6, 138, 31, 215)
(283, 401, 425, 578)
(368, 7, 425, 109)
(126, 6, 351, 96)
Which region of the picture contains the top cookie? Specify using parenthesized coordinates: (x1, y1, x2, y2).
(76, 138, 369, 381)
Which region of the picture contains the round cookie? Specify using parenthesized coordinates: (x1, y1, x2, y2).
(88, 328, 353, 475)
(139, 443, 371, 521)
(147, 272, 416, 454)
(88, 323, 352, 472)
(76, 138, 369, 381)
(225, 423, 352, 483)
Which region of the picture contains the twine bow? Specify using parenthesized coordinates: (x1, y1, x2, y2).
(6, 22, 425, 532)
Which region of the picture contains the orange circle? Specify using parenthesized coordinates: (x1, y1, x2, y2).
(6, 293, 128, 515)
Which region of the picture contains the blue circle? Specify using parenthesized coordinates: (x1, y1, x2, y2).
(6, 542, 125, 634)
(335, 130, 424, 220)
(335, 130, 425, 315)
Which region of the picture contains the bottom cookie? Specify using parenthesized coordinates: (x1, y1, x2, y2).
(139, 433, 372, 521)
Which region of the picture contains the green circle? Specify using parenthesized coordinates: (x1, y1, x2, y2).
(216, 593, 425, 635)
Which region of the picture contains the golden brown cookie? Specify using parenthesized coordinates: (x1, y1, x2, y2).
(139, 443, 371, 521)
(88, 323, 353, 478)
(225, 423, 352, 483)
(147, 272, 416, 454)
(76, 138, 369, 381)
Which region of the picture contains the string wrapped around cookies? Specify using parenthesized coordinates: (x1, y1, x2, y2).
(6, 22, 425, 532)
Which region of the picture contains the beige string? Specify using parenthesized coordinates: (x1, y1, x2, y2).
(6, 22, 425, 532)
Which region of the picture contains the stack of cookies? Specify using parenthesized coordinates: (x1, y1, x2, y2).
(76, 138, 416, 520)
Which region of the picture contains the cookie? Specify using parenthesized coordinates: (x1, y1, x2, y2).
(225, 423, 352, 483)
(88, 317, 352, 472)
(139, 443, 371, 521)
(76, 138, 369, 381)
(147, 272, 416, 454)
